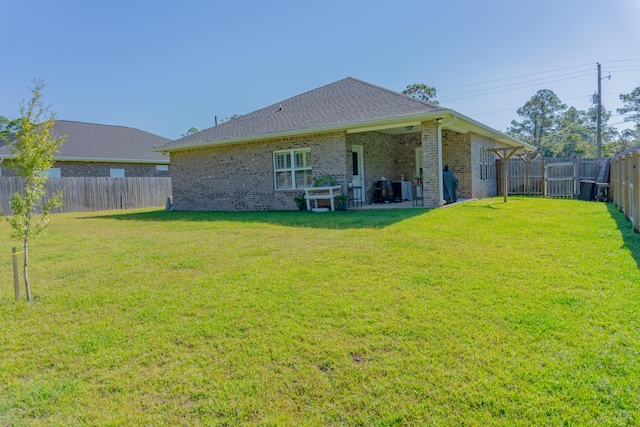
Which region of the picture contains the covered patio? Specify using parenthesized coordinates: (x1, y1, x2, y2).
(345, 116, 475, 208)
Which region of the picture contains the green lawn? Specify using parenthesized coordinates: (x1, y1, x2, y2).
(1, 197, 639, 426)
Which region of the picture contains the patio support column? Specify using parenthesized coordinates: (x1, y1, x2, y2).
(421, 121, 441, 207)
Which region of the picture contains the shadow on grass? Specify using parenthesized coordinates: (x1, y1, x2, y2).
(86, 208, 432, 230)
(606, 202, 640, 268)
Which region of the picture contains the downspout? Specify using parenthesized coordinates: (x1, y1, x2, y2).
(437, 116, 457, 205)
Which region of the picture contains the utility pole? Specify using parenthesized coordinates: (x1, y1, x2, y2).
(596, 62, 602, 158)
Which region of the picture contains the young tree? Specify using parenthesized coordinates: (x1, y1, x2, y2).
(2, 80, 65, 301)
(507, 89, 566, 156)
(618, 85, 640, 131)
(402, 83, 438, 104)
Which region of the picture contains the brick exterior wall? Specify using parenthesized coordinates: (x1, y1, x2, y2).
(0, 160, 170, 178)
(396, 133, 422, 179)
(170, 132, 347, 211)
(421, 121, 441, 207)
(442, 129, 472, 199)
(347, 131, 424, 202)
(162, 124, 507, 212)
(470, 134, 501, 199)
(348, 132, 398, 193)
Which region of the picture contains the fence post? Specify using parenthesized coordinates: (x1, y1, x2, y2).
(12, 247, 19, 301)
(619, 156, 624, 213)
(574, 161, 579, 197)
(633, 150, 639, 233)
(542, 160, 547, 197)
(611, 157, 617, 207)
(524, 160, 530, 195)
(624, 154, 631, 219)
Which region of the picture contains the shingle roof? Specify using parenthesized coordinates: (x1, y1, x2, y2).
(0, 120, 170, 163)
(162, 77, 446, 149)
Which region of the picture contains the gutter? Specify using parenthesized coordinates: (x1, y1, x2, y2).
(437, 116, 457, 205)
(154, 111, 449, 153)
(0, 155, 168, 164)
(50, 157, 170, 164)
(157, 109, 533, 154)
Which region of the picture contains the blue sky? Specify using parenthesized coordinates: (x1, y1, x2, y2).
(1, 0, 639, 140)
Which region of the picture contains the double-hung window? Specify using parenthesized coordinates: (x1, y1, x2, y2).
(479, 147, 495, 181)
(273, 149, 312, 190)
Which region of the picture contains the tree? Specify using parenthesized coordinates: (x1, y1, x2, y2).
(585, 104, 617, 150)
(0, 115, 8, 132)
(218, 113, 242, 123)
(181, 127, 198, 137)
(603, 128, 639, 157)
(402, 83, 438, 104)
(0, 115, 20, 136)
(552, 105, 618, 158)
(618, 85, 640, 131)
(507, 89, 566, 156)
(2, 80, 65, 301)
(553, 107, 591, 158)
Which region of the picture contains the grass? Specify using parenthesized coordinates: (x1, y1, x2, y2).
(0, 197, 639, 426)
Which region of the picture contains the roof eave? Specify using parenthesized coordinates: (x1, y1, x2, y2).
(447, 110, 536, 151)
(155, 111, 448, 153)
(0, 155, 169, 164)
(157, 109, 534, 154)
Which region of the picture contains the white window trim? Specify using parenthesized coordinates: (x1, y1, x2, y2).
(479, 146, 496, 181)
(480, 146, 485, 181)
(273, 148, 311, 190)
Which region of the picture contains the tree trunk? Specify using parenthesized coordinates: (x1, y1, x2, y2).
(23, 237, 31, 302)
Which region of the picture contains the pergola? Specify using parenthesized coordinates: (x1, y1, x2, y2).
(490, 147, 539, 202)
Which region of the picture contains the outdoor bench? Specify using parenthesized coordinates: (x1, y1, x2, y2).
(304, 185, 342, 211)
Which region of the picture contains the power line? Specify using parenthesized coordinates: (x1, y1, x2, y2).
(439, 70, 595, 99)
(470, 94, 594, 117)
(439, 73, 594, 103)
(433, 59, 639, 102)
(438, 62, 594, 91)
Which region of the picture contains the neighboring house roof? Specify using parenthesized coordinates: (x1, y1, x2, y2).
(159, 77, 535, 153)
(0, 120, 170, 164)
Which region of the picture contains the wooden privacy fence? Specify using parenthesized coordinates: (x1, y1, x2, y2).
(497, 158, 603, 198)
(0, 177, 172, 215)
(611, 148, 640, 232)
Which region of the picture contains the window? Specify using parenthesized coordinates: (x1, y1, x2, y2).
(110, 168, 125, 178)
(479, 147, 495, 181)
(47, 168, 61, 178)
(156, 165, 169, 171)
(480, 147, 485, 180)
(273, 149, 312, 190)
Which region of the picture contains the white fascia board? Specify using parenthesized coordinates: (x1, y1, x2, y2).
(154, 124, 355, 153)
(156, 109, 534, 153)
(445, 110, 536, 151)
(0, 154, 170, 164)
(156, 112, 449, 153)
(53, 157, 170, 164)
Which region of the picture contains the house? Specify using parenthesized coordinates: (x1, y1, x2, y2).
(158, 77, 535, 210)
(0, 120, 171, 178)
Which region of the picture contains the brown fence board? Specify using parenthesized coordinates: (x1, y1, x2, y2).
(1, 177, 171, 215)
(497, 158, 605, 198)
